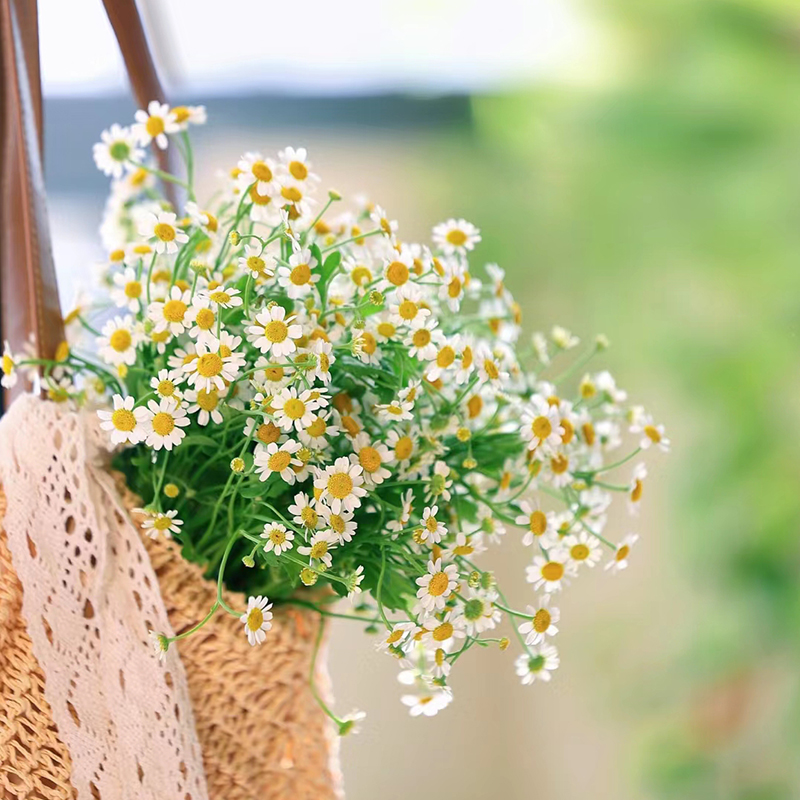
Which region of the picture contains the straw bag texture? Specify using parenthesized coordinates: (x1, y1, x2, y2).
(0, 2, 341, 797)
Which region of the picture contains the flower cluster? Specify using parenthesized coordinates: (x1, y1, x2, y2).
(4, 104, 669, 733)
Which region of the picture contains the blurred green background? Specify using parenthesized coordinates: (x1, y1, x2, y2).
(41, 0, 800, 797)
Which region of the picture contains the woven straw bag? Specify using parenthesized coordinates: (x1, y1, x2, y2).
(0, 3, 340, 798)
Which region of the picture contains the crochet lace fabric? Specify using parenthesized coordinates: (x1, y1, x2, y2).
(0, 396, 342, 800)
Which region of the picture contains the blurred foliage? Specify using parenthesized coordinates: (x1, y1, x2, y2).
(412, 0, 800, 796)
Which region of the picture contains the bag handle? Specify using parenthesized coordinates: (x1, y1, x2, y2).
(0, 0, 168, 407)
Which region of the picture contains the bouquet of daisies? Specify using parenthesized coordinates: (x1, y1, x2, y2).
(1, 102, 669, 732)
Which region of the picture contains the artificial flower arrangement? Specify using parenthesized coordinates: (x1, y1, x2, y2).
(1, 102, 669, 732)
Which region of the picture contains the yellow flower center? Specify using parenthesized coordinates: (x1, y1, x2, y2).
(541, 562, 564, 582)
(153, 516, 172, 531)
(196, 388, 219, 411)
(172, 106, 190, 122)
(529, 511, 547, 535)
(377, 322, 396, 338)
(446, 229, 468, 246)
(531, 415, 552, 440)
(249, 185, 273, 206)
(209, 291, 230, 305)
(264, 320, 288, 343)
(268, 527, 286, 545)
(394, 436, 413, 460)
(257, 422, 280, 444)
(631, 479, 643, 503)
(251, 161, 273, 182)
(154, 222, 176, 242)
(385, 261, 409, 286)
(432, 622, 453, 642)
(561, 418, 574, 444)
(327, 472, 353, 500)
(427, 572, 449, 597)
(341, 415, 360, 436)
(582, 422, 595, 445)
(283, 398, 306, 419)
(124, 281, 142, 299)
(461, 346, 473, 369)
(246, 607, 264, 631)
(195, 308, 215, 330)
(152, 412, 175, 436)
(412, 329, 431, 348)
(360, 332, 377, 355)
(247, 255, 267, 275)
(281, 185, 303, 203)
(533, 609, 551, 633)
(398, 300, 418, 320)
(318, 352, 330, 372)
(467, 395, 483, 418)
(301, 507, 318, 528)
(351, 266, 372, 286)
(550, 454, 569, 474)
(571, 544, 590, 561)
(268, 451, 292, 472)
(644, 425, 661, 443)
(157, 379, 176, 397)
(145, 116, 165, 137)
(111, 408, 136, 432)
(386, 629, 403, 645)
(616, 545, 630, 562)
(306, 417, 327, 438)
(163, 299, 187, 323)
(289, 160, 308, 181)
(310, 540, 329, 559)
(264, 366, 284, 382)
(328, 514, 346, 534)
(448, 277, 462, 298)
(110, 329, 132, 352)
(436, 346, 455, 369)
(196, 353, 223, 378)
(425, 516, 439, 533)
(289, 263, 311, 286)
(483, 359, 499, 380)
(359, 446, 382, 473)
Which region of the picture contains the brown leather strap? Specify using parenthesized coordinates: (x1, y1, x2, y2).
(1, 0, 170, 409)
(0, 0, 64, 391)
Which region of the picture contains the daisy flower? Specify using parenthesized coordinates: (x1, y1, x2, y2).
(518, 596, 560, 646)
(139, 397, 190, 450)
(350, 433, 392, 487)
(203, 285, 242, 309)
(418, 505, 447, 544)
(240, 595, 273, 646)
(183, 340, 240, 393)
(298, 411, 339, 449)
(93, 124, 144, 178)
(277, 247, 319, 299)
(133, 101, 179, 149)
(520, 395, 564, 453)
(186, 297, 220, 348)
(628, 462, 647, 514)
(375, 398, 414, 423)
(425, 337, 458, 382)
(298, 530, 337, 568)
(389, 284, 431, 329)
(475, 346, 508, 387)
(184, 387, 224, 426)
(271, 387, 320, 432)
(254, 440, 303, 484)
(170, 105, 207, 128)
(632, 416, 671, 453)
(421, 610, 467, 650)
(311, 339, 335, 384)
(314, 457, 367, 514)
(1, 341, 18, 389)
(405, 320, 440, 361)
(401, 687, 453, 717)
(150, 368, 183, 401)
(460, 589, 502, 635)
(247, 305, 302, 358)
(526, 551, 573, 593)
(563, 531, 603, 568)
(278, 146, 319, 186)
(387, 489, 415, 536)
(261, 522, 295, 556)
(111, 267, 144, 312)
(138, 509, 183, 540)
(381, 250, 414, 289)
(432, 218, 481, 254)
(148, 285, 192, 335)
(238, 244, 275, 280)
(515, 644, 559, 685)
(98, 315, 141, 367)
(319, 505, 358, 543)
(605, 533, 639, 574)
(376, 622, 417, 654)
(237, 152, 279, 195)
(138, 210, 189, 255)
(415, 558, 459, 614)
(385, 428, 417, 467)
(97, 394, 146, 445)
(515, 502, 555, 548)
(425, 461, 453, 503)
(288, 492, 320, 531)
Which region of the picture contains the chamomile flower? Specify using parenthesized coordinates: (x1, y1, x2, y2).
(376, 622, 417, 654)
(138, 509, 183, 540)
(278, 146, 319, 187)
(346, 565, 365, 599)
(632, 417, 671, 453)
(298, 530, 337, 568)
(1, 341, 19, 389)
(240, 595, 273, 646)
(319, 505, 358, 543)
(139, 397, 190, 450)
(526, 551, 573, 593)
(460, 589, 502, 635)
(254, 440, 303, 484)
(148, 285, 192, 335)
(238, 244, 275, 279)
(288, 492, 320, 531)
(277, 247, 319, 300)
(261, 523, 295, 556)
(418, 505, 447, 544)
(133, 101, 179, 149)
(183, 340, 240, 392)
(138, 211, 188, 255)
(98, 315, 141, 367)
(605, 533, 639, 574)
(203, 285, 242, 309)
(247, 305, 302, 358)
(389, 284, 431, 329)
(311, 339, 335, 384)
(299, 411, 339, 449)
(521, 396, 564, 453)
(186, 297, 220, 348)
(350, 433, 392, 487)
(271, 387, 320, 432)
(516, 502, 555, 548)
(97, 394, 146, 445)
(515, 644, 559, 684)
(421, 610, 467, 650)
(518, 597, 560, 646)
(314, 457, 367, 514)
(375, 398, 414, 423)
(432, 218, 481, 254)
(170, 105, 207, 128)
(563, 531, 603, 568)
(237, 152, 279, 195)
(628, 462, 647, 514)
(415, 559, 459, 614)
(425, 461, 453, 503)
(405, 320, 440, 361)
(111, 267, 144, 312)
(401, 687, 453, 717)
(93, 124, 143, 178)
(150, 368, 183, 401)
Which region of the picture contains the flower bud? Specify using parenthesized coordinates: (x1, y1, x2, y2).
(230, 457, 245, 473)
(229, 230, 241, 246)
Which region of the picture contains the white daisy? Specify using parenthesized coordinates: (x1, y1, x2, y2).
(432, 218, 481, 254)
(237, 152, 279, 196)
(150, 368, 183, 401)
(297, 530, 337, 568)
(138, 509, 183, 540)
(389, 284, 431, 329)
(515, 644, 559, 684)
(184, 387, 224, 426)
(311, 339, 335, 384)
(98, 315, 141, 367)
(277, 247, 319, 299)
(401, 687, 453, 717)
(111, 267, 144, 312)
(148, 285, 192, 335)
(247, 305, 302, 358)
(138, 210, 188, 255)
(632, 416, 671, 453)
(271, 387, 320, 432)
(350, 433, 392, 487)
(319, 505, 358, 544)
(261, 522, 295, 556)
(605, 533, 639, 574)
(133, 101, 179, 149)
(238, 243, 275, 279)
(240, 595, 273, 646)
(183, 340, 240, 393)
(314, 457, 367, 514)
(203, 285, 242, 309)
(254, 440, 303, 484)
(418, 505, 447, 544)
(170, 104, 207, 128)
(415, 558, 459, 614)
(515, 501, 556, 548)
(93, 124, 143, 178)
(139, 397, 190, 450)
(526, 551, 574, 593)
(186, 297, 220, 348)
(563, 531, 603, 569)
(520, 395, 564, 453)
(517, 596, 560, 646)
(97, 394, 146, 446)
(288, 492, 320, 531)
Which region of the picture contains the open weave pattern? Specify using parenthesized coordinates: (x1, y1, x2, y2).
(0, 396, 342, 800)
